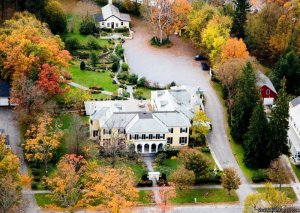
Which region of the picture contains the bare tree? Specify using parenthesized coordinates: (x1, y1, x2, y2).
(268, 159, 288, 190)
(142, 0, 174, 44)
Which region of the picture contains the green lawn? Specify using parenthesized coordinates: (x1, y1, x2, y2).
(138, 190, 154, 204)
(256, 187, 297, 202)
(292, 164, 300, 181)
(155, 159, 180, 178)
(35, 194, 56, 207)
(210, 81, 260, 182)
(135, 87, 152, 100)
(91, 93, 111, 100)
(171, 188, 238, 204)
(69, 63, 118, 92)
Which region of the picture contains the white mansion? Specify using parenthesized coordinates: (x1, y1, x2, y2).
(86, 86, 204, 153)
(94, 1, 131, 30)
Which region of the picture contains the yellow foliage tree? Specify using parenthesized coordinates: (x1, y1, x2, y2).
(81, 163, 138, 213)
(190, 111, 211, 146)
(24, 115, 63, 175)
(201, 14, 232, 63)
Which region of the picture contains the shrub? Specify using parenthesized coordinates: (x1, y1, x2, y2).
(137, 180, 153, 187)
(115, 28, 129, 33)
(150, 37, 171, 47)
(44, 0, 67, 34)
(109, 54, 120, 63)
(80, 61, 86, 70)
(112, 61, 119, 72)
(76, 50, 90, 59)
(252, 169, 268, 183)
(116, 44, 124, 58)
(121, 63, 129, 71)
(90, 52, 98, 67)
(118, 72, 129, 80)
(79, 15, 97, 35)
(141, 174, 148, 181)
(157, 150, 179, 159)
(155, 153, 167, 165)
(91, 90, 102, 94)
(31, 181, 38, 190)
(170, 81, 176, 87)
(89, 86, 103, 90)
(137, 77, 146, 87)
(65, 37, 81, 52)
(87, 35, 101, 50)
(128, 74, 138, 84)
(201, 146, 210, 153)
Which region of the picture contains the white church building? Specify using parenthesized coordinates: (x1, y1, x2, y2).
(94, 1, 131, 30)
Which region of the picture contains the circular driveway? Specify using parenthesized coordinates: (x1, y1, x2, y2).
(123, 18, 254, 203)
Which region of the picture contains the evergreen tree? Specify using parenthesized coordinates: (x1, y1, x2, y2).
(272, 50, 300, 95)
(267, 78, 290, 161)
(231, 0, 250, 38)
(243, 102, 270, 168)
(231, 62, 259, 143)
(80, 61, 86, 71)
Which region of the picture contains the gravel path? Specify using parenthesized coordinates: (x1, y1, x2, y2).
(123, 17, 254, 203)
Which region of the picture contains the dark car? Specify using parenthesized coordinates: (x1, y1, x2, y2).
(201, 62, 210, 71)
(194, 55, 208, 61)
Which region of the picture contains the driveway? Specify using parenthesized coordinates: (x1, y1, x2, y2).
(124, 18, 254, 203)
(0, 108, 40, 213)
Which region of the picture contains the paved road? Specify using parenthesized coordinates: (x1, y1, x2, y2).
(123, 18, 254, 203)
(0, 108, 40, 213)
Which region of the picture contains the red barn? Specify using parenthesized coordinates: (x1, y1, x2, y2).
(256, 72, 277, 106)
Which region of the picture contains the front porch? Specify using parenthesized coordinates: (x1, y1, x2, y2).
(134, 141, 166, 153)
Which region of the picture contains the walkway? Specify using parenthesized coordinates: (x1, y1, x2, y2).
(67, 81, 113, 96)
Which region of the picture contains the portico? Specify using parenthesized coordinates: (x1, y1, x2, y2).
(134, 141, 166, 153)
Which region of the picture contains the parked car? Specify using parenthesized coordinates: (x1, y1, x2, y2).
(195, 55, 208, 61)
(201, 62, 210, 71)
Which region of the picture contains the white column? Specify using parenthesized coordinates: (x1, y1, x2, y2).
(156, 143, 158, 153)
(142, 144, 144, 153)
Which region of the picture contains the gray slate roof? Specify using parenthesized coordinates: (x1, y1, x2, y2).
(256, 72, 277, 94)
(94, 4, 131, 22)
(153, 111, 191, 127)
(291, 96, 300, 108)
(94, 14, 104, 22)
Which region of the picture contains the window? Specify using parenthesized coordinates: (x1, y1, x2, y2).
(142, 134, 146, 139)
(160, 134, 165, 139)
(103, 129, 111, 135)
(156, 134, 160, 139)
(129, 134, 132, 139)
(116, 23, 118, 27)
(167, 137, 173, 144)
(90, 120, 93, 125)
(107, 23, 110, 27)
(180, 128, 188, 133)
(179, 137, 187, 145)
(118, 129, 125, 134)
(93, 131, 98, 137)
(266, 89, 270, 95)
(168, 128, 173, 133)
(134, 134, 139, 140)
(121, 22, 123, 26)
(149, 134, 153, 139)
(102, 22, 104, 25)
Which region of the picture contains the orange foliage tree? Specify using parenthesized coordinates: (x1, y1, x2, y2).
(220, 38, 249, 63)
(24, 115, 63, 176)
(47, 154, 87, 210)
(81, 163, 138, 213)
(157, 184, 176, 213)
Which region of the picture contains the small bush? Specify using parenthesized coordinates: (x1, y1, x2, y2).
(252, 169, 268, 183)
(87, 35, 101, 50)
(150, 37, 171, 47)
(112, 61, 119, 72)
(128, 74, 138, 84)
(155, 153, 167, 165)
(65, 37, 81, 52)
(79, 15, 97, 35)
(137, 77, 146, 87)
(91, 90, 102, 94)
(116, 44, 124, 58)
(89, 86, 103, 90)
(80, 61, 86, 70)
(170, 81, 176, 87)
(137, 180, 153, 187)
(90, 52, 98, 67)
(31, 181, 38, 190)
(115, 28, 129, 33)
(121, 63, 129, 71)
(201, 146, 210, 153)
(118, 72, 129, 80)
(76, 50, 90, 59)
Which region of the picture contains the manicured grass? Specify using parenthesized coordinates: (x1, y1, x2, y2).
(35, 194, 56, 207)
(256, 187, 297, 202)
(135, 87, 152, 100)
(91, 93, 111, 100)
(292, 164, 300, 181)
(171, 188, 238, 204)
(155, 158, 180, 178)
(210, 81, 259, 182)
(69, 63, 118, 92)
(127, 161, 148, 180)
(138, 190, 154, 204)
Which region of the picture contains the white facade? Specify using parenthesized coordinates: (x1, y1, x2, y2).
(289, 103, 300, 164)
(94, 3, 131, 29)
